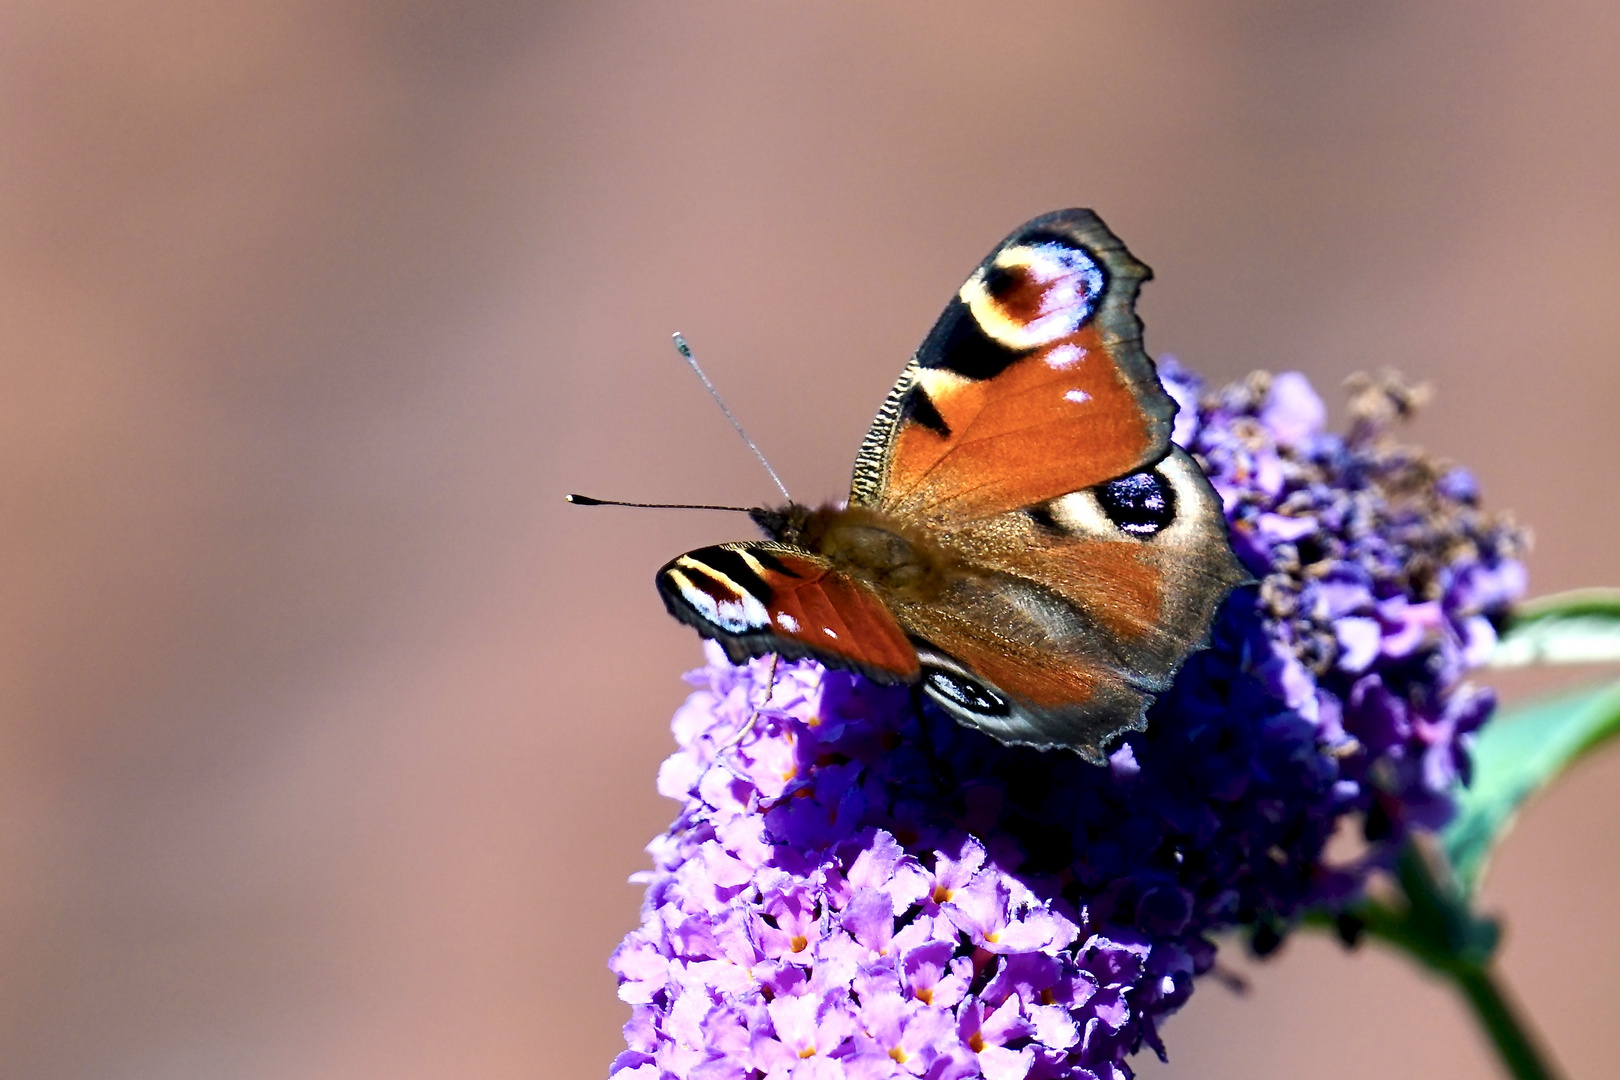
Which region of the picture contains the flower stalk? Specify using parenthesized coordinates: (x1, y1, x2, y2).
(1323, 843, 1562, 1080)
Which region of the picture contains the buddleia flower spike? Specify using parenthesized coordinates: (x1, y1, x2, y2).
(609, 365, 1556, 1080)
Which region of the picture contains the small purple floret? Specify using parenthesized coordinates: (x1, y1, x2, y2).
(611, 366, 1526, 1079)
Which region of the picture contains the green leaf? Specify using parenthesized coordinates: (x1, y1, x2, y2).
(1491, 587, 1620, 667)
(1444, 679, 1620, 894)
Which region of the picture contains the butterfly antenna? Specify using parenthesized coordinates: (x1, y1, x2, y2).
(565, 494, 756, 513)
(672, 333, 793, 503)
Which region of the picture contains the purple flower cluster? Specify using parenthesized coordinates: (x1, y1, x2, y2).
(609, 368, 1526, 1080)
(1167, 364, 1528, 838)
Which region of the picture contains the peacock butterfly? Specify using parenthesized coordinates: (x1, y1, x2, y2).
(636, 210, 1248, 763)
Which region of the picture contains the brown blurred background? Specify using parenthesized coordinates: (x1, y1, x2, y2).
(1, 2, 1616, 1078)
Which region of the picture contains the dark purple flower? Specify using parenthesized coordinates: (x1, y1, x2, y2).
(610, 366, 1526, 1079)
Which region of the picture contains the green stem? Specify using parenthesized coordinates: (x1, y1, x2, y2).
(1311, 843, 1564, 1080)
(1451, 962, 1559, 1080)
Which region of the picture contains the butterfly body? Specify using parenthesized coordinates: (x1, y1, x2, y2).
(655, 210, 1249, 763)
(760, 503, 952, 600)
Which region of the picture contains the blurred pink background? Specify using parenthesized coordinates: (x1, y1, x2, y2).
(1, 3, 1616, 1078)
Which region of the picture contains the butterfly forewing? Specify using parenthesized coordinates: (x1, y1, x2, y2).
(656, 543, 920, 681)
(851, 209, 1177, 526)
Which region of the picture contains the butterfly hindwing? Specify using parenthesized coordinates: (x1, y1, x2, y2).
(895, 447, 1250, 761)
(656, 543, 920, 682)
(883, 571, 1155, 760)
(851, 209, 1176, 525)
(941, 448, 1250, 688)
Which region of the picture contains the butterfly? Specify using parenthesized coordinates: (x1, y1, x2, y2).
(653, 210, 1248, 763)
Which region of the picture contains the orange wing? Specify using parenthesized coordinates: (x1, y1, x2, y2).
(849, 209, 1176, 525)
(656, 543, 920, 682)
(883, 448, 1250, 763)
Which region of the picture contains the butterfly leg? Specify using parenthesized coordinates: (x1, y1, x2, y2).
(717, 654, 779, 751)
